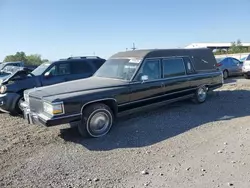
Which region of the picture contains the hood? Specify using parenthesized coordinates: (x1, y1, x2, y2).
(28, 76, 128, 99)
(0, 69, 32, 84)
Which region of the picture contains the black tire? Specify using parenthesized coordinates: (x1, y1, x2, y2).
(244, 74, 250, 79)
(223, 70, 229, 79)
(78, 103, 114, 138)
(11, 97, 24, 116)
(192, 86, 208, 104)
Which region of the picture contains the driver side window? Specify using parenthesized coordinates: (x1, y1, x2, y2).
(46, 63, 70, 76)
(134, 59, 161, 81)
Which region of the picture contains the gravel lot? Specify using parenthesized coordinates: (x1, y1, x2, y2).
(1, 77, 250, 188)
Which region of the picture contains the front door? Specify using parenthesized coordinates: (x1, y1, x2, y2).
(127, 58, 165, 109)
(231, 58, 243, 75)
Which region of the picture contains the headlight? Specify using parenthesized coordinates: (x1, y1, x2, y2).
(43, 102, 64, 115)
(0, 85, 7, 94)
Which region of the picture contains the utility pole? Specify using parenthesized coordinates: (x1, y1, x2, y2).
(131, 43, 136, 50)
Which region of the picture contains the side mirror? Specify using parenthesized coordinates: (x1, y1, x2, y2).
(44, 72, 51, 78)
(141, 75, 149, 82)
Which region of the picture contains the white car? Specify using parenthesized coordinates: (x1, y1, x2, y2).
(242, 54, 250, 79)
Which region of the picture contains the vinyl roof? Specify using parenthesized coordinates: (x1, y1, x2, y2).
(109, 48, 210, 59)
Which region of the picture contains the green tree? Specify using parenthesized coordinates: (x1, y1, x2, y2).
(3, 52, 48, 66)
(26, 54, 43, 65)
(4, 51, 27, 63)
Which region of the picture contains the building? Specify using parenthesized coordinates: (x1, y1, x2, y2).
(185, 43, 250, 51)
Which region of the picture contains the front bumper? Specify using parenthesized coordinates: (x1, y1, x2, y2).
(21, 101, 81, 126)
(243, 70, 250, 75)
(0, 92, 21, 113)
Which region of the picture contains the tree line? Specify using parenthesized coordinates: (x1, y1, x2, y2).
(214, 39, 250, 55)
(2, 52, 49, 66)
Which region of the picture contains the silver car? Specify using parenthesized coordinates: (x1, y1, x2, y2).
(242, 54, 250, 79)
(215, 57, 243, 79)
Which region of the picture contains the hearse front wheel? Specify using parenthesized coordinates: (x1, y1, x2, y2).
(78, 103, 114, 138)
(193, 86, 208, 104)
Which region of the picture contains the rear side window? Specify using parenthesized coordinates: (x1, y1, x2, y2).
(231, 58, 241, 65)
(162, 58, 186, 78)
(221, 58, 228, 65)
(183, 57, 195, 74)
(71, 61, 93, 74)
(247, 55, 250, 60)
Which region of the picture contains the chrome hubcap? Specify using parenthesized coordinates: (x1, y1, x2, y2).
(89, 112, 110, 135)
(198, 88, 206, 101)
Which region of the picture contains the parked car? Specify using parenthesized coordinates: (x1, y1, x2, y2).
(0, 67, 35, 85)
(242, 54, 250, 79)
(215, 57, 243, 79)
(0, 62, 37, 79)
(0, 56, 106, 114)
(0, 61, 24, 74)
(21, 48, 223, 138)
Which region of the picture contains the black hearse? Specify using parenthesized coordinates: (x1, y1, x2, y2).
(21, 49, 223, 138)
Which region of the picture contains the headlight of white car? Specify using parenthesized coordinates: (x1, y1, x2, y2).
(43, 102, 64, 115)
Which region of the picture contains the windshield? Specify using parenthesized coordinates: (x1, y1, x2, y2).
(31, 62, 51, 76)
(94, 58, 140, 80)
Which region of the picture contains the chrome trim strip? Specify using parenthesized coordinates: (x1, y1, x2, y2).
(118, 87, 196, 107)
(39, 113, 81, 121)
(130, 71, 219, 84)
(80, 98, 117, 114)
(117, 94, 194, 117)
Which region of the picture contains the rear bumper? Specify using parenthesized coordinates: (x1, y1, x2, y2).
(21, 101, 81, 126)
(0, 92, 21, 113)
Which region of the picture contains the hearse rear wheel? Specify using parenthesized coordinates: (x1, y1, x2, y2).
(193, 86, 208, 104)
(78, 103, 114, 138)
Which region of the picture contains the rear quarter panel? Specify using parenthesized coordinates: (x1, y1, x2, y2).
(189, 71, 223, 89)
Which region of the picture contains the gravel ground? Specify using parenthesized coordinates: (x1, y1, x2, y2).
(1, 77, 250, 188)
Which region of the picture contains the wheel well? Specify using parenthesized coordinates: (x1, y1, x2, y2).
(81, 99, 118, 117)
